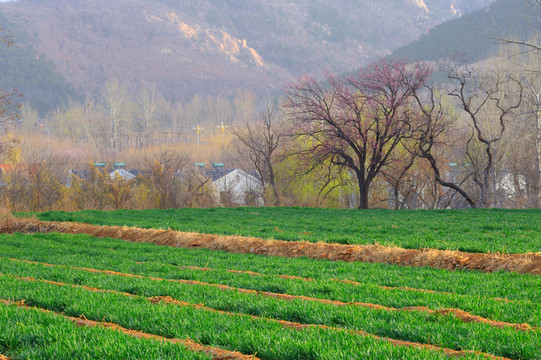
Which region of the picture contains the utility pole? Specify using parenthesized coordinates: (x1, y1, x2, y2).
(217, 122, 228, 141)
(193, 124, 203, 144)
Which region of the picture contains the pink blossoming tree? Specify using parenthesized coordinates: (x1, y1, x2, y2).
(283, 58, 432, 209)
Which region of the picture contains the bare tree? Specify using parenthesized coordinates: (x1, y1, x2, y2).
(139, 85, 163, 148)
(498, 41, 541, 206)
(413, 62, 523, 208)
(102, 79, 129, 153)
(497, 1, 541, 205)
(80, 99, 102, 152)
(0, 89, 20, 160)
(229, 98, 283, 206)
(496, 0, 541, 52)
(284, 59, 431, 209)
(143, 150, 189, 209)
(449, 64, 522, 207)
(381, 149, 418, 209)
(413, 85, 478, 208)
(0, 28, 20, 161)
(179, 166, 214, 208)
(234, 88, 256, 123)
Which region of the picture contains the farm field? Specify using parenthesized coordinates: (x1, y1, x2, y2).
(30, 208, 541, 253)
(0, 228, 540, 359)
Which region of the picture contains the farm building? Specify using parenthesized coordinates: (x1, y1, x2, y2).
(109, 169, 136, 181)
(212, 169, 264, 207)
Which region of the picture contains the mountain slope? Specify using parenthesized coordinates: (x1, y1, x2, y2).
(389, 0, 534, 63)
(0, 0, 496, 109)
(0, 13, 78, 112)
(170, 0, 496, 72)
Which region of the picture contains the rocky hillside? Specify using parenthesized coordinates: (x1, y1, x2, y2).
(0, 0, 495, 108)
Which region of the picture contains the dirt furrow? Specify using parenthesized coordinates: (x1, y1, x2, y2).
(0, 276, 511, 360)
(159, 262, 513, 303)
(0, 298, 258, 360)
(332, 278, 514, 303)
(151, 296, 512, 360)
(2, 217, 540, 274)
(7, 258, 535, 331)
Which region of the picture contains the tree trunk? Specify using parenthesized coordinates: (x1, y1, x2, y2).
(358, 184, 369, 209)
(536, 107, 541, 207)
(393, 185, 400, 210)
(267, 160, 281, 206)
(111, 116, 116, 152)
(424, 152, 477, 208)
(356, 172, 370, 209)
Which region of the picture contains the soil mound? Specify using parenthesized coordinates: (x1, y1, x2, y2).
(3, 217, 541, 275)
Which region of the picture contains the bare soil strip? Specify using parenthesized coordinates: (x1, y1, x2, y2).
(151, 296, 511, 360)
(0, 276, 511, 360)
(2, 217, 540, 274)
(0, 298, 258, 360)
(8, 258, 535, 331)
(162, 262, 513, 303)
(331, 278, 514, 303)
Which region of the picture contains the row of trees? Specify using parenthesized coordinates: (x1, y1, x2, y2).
(16, 84, 258, 155)
(2, 54, 539, 210)
(221, 2, 541, 209)
(233, 55, 537, 209)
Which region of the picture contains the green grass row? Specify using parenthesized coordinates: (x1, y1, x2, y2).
(28, 208, 541, 253)
(0, 274, 482, 360)
(0, 238, 540, 328)
(0, 303, 213, 360)
(1, 232, 539, 303)
(1, 256, 539, 360)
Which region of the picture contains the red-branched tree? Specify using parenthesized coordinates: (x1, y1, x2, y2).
(283, 58, 431, 209)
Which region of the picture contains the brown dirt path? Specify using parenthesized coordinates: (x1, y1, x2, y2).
(0, 298, 258, 360)
(2, 217, 540, 275)
(7, 258, 536, 331)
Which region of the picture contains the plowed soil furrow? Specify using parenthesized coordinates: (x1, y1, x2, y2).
(0, 299, 258, 360)
(7, 258, 535, 331)
(332, 278, 514, 303)
(2, 217, 541, 274)
(160, 262, 513, 303)
(0, 276, 511, 360)
(151, 296, 512, 360)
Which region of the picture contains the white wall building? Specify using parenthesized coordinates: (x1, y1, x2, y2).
(212, 169, 264, 207)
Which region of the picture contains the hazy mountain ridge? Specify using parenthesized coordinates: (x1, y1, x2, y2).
(169, 0, 496, 72)
(0, 0, 496, 109)
(389, 0, 534, 64)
